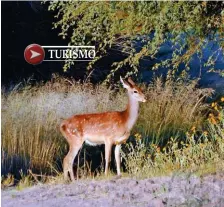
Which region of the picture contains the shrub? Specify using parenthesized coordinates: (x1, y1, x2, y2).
(122, 99, 224, 178)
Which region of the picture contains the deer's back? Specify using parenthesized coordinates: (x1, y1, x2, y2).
(63, 111, 127, 140)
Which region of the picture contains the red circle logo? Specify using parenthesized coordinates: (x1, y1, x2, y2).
(24, 44, 45, 65)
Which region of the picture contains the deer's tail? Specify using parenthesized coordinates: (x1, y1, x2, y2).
(60, 121, 69, 140)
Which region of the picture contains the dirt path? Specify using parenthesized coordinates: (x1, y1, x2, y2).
(2, 173, 224, 207)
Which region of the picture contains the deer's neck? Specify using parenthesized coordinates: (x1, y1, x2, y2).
(124, 92, 139, 131)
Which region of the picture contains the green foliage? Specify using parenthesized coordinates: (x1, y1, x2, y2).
(48, 2, 224, 82)
(16, 170, 33, 191)
(1, 174, 14, 188)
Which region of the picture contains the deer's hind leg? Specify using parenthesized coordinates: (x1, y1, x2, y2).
(63, 137, 83, 182)
(104, 141, 113, 176)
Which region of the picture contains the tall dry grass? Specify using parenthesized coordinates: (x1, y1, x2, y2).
(136, 78, 212, 145)
(1, 77, 125, 177)
(1, 76, 211, 177)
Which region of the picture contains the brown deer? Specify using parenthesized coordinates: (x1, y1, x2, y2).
(60, 77, 146, 181)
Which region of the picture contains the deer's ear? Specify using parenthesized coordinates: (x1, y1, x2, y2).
(128, 77, 135, 86)
(120, 76, 130, 89)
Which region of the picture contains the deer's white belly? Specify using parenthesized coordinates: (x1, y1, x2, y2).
(85, 139, 104, 146)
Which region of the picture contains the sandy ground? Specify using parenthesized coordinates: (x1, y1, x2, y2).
(2, 173, 224, 207)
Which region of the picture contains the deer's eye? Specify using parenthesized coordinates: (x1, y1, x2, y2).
(134, 90, 138, 93)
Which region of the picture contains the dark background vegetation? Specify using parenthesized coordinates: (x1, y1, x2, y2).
(2, 2, 65, 85)
(1, 2, 126, 86)
(2, 2, 224, 91)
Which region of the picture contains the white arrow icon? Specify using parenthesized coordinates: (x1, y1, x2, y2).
(30, 50, 41, 59)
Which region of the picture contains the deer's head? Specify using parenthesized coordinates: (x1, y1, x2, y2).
(120, 76, 146, 102)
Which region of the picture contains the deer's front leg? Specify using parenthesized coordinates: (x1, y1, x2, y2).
(115, 144, 121, 176)
(104, 142, 112, 176)
(114, 132, 130, 176)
